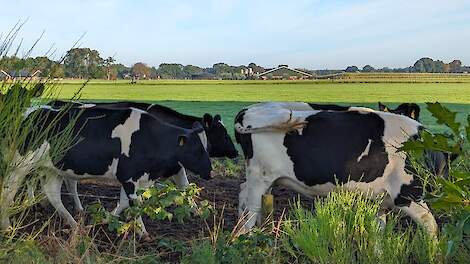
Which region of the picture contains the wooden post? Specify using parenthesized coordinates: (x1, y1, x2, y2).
(261, 194, 274, 226)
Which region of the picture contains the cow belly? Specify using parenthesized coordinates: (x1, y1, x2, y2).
(58, 158, 119, 180)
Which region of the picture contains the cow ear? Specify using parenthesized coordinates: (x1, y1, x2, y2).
(378, 102, 389, 112)
(178, 134, 188, 146)
(203, 113, 213, 128)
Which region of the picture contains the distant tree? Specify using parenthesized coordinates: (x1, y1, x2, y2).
(449, 60, 462, 73)
(149, 67, 159, 79)
(103, 57, 116, 80)
(213, 63, 234, 77)
(362, 65, 375, 72)
(183, 65, 203, 78)
(64, 48, 105, 78)
(345, 66, 359, 72)
(131, 62, 151, 79)
(412, 58, 445, 73)
(248, 63, 265, 74)
(157, 63, 184, 79)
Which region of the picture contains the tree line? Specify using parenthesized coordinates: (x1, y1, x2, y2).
(0, 47, 468, 80)
(346, 58, 469, 74)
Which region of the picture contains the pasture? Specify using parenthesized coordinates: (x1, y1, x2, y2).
(54, 79, 470, 133)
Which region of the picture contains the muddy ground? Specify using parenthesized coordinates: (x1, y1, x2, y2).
(25, 172, 316, 260)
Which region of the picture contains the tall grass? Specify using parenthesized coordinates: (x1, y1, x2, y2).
(282, 190, 440, 264)
(0, 23, 81, 255)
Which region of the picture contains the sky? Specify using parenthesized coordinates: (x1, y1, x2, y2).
(1, 0, 470, 69)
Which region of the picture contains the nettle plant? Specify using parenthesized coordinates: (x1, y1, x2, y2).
(88, 181, 212, 236)
(400, 102, 470, 258)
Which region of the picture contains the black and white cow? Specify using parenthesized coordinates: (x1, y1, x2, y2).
(46, 100, 237, 212)
(1, 105, 212, 237)
(234, 102, 438, 234)
(378, 102, 421, 121)
(377, 102, 457, 178)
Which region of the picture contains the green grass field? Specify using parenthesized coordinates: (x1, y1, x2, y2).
(53, 79, 470, 135)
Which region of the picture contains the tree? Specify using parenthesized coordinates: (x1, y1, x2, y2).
(103, 57, 116, 80)
(183, 65, 202, 78)
(64, 48, 105, 78)
(449, 60, 462, 73)
(213, 63, 234, 77)
(362, 65, 375, 72)
(156, 63, 184, 79)
(248, 63, 265, 74)
(345, 66, 359, 72)
(131, 62, 151, 79)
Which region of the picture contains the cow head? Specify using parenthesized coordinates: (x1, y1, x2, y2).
(177, 122, 213, 180)
(202, 113, 238, 158)
(378, 102, 420, 121)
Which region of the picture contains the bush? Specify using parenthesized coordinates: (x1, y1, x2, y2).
(282, 190, 440, 264)
(401, 102, 470, 260)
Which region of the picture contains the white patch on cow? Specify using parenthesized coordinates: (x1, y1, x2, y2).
(111, 109, 142, 157)
(349, 106, 376, 114)
(357, 139, 372, 162)
(197, 131, 208, 151)
(23, 105, 56, 118)
(79, 103, 96, 108)
(137, 172, 154, 189)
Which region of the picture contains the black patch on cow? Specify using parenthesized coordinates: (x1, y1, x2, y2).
(307, 103, 350, 111)
(234, 109, 253, 159)
(378, 102, 421, 121)
(394, 178, 424, 207)
(283, 111, 389, 186)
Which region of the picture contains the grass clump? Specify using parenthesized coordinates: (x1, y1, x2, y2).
(282, 190, 440, 264)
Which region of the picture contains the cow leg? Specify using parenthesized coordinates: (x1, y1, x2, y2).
(397, 201, 438, 235)
(0, 163, 33, 231)
(172, 167, 189, 189)
(239, 179, 272, 231)
(112, 187, 130, 216)
(121, 181, 150, 240)
(43, 174, 77, 227)
(64, 178, 83, 212)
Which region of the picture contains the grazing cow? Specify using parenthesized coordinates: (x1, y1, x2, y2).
(48, 100, 238, 158)
(378, 102, 420, 121)
(1, 105, 212, 238)
(235, 102, 438, 234)
(46, 100, 237, 212)
(377, 102, 457, 177)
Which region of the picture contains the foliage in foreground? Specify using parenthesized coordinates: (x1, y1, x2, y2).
(282, 190, 439, 264)
(88, 181, 212, 237)
(401, 102, 470, 260)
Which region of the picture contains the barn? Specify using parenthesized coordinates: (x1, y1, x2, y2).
(258, 65, 313, 80)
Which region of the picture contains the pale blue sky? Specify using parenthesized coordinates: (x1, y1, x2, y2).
(1, 0, 470, 69)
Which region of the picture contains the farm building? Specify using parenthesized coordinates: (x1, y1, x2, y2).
(258, 65, 313, 80)
(0, 69, 42, 80)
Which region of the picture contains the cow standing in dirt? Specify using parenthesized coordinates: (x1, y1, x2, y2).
(47, 100, 238, 213)
(235, 102, 438, 234)
(1, 105, 212, 238)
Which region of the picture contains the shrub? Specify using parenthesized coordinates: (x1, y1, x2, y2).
(401, 102, 470, 260)
(282, 190, 440, 264)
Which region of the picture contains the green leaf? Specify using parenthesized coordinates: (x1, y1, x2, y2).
(426, 102, 461, 135)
